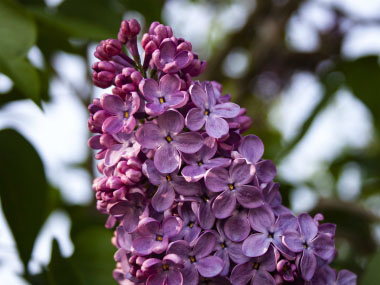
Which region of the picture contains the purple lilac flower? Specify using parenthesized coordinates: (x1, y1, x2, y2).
(167, 231, 224, 284)
(101, 92, 140, 134)
(191, 187, 216, 230)
(139, 74, 188, 116)
(236, 134, 277, 183)
(223, 209, 251, 242)
(108, 188, 146, 233)
(104, 131, 140, 167)
(174, 202, 202, 243)
(215, 220, 250, 276)
(283, 213, 335, 281)
(132, 217, 182, 256)
(182, 136, 231, 182)
(136, 109, 203, 173)
(230, 246, 277, 285)
(276, 259, 297, 282)
(308, 265, 357, 285)
(242, 205, 298, 258)
(205, 159, 263, 219)
(143, 160, 201, 212)
(185, 81, 240, 138)
(141, 254, 184, 285)
(152, 39, 193, 73)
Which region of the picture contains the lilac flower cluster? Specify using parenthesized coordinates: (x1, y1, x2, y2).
(88, 19, 357, 285)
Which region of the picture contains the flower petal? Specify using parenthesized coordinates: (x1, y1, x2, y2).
(197, 256, 224, 278)
(212, 102, 240, 118)
(189, 83, 208, 109)
(140, 78, 160, 101)
(195, 200, 215, 230)
(173, 132, 203, 154)
(252, 270, 276, 285)
(310, 234, 335, 260)
(236, 186, 264, 209)
(172, 178, 201, 196)
(248, 205, 275, 233)
(152, 182, 175, 212)
(242, 233, 271, 257)
(337, 269, 357, 285)
(193, 231, 217, 258)
(101, 94, 125, 114)
(224, 213, 250, 242)
(255, 160, 276, 183)
(186, 108, 206, 131)
(168, 270, 183, 285)
(160, 74, 181, 94)
(282, 231, 303, 253)
(230, 262, 254, 285)
(227, 241, 251, 264)
(146, 272, 167, 285)
(163, 216, 183, 238)
(205, 115, 229, 139)
(154, 143, 181, 174)
(132, 236, 155, 255)
(204, 167, 229, 193)
(301, 249, 317, 281)
(238, 135, 264, 164)
(230, 159, 256, 185)
(136, 123, 166, 149)
(158, 109, 185, 134)
(212, 190, 236, 219)
(298, 213, 318, 241)
(182, 165, 206, 182)
(143, 160, 164, 185)
(102, 116, 123, 134)
(167, 240, 191, 258)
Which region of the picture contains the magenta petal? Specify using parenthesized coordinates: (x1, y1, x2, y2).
(141, 78, 160, 101)
(230, 262, 254, 285)
(197, 256, 223, 277)
(136, 123, 165, 149)
(186, 108, 206, 131)
(101, 94, 125, 114)
(173, 132, 203, 153)
(242, 233, 271, 257)
(224, 214, 250, 242)
(238, 135, 264, 164)
(301, 249, 317, 281)
(248, 206, 275, 233)
(102, 116, 123, 134)
(204, 167, 229, 193)
(252, 270, 276, 285)
(282, 231, 303, 252)
(212, 102, 240, 118)
(160, 74, 181, 94)
(158, 109, 185, 133)
(298, 213, 318, 241)
(205, 115, 229, 139)
(236, 186, 264, 209)
(167, 270, 183, 285)
(175, 50, 193, 69)
(255, 160, 276, 183)
(152, 182, 175, 212)
(190, 83, 208, 109)
(160, 40, 176, 62)
(154, 143, 180, 174)
(212, 190, 236, 219)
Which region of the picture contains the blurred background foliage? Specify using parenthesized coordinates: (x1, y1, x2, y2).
(0, 0, 379, 284)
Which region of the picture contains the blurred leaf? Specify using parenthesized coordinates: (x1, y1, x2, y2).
(47, 239, 81, 285)
(0, 87, 25, 107)
(0, 129, 48, 268)
(0, 0, 36, 58)
(71, 227, 115, 285)
(0, 56, 41, 105)
(361, 250, 380, 285)
(121, 0, 165, 23)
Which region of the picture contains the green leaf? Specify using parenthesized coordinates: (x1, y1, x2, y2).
(0, 0, 37, 58)
(121, 0, 165, 23)
(71, 227, 116, 285)
(0, 56, 41, 105)
(362, 250, 380, 285)
(0, 129, 48, 269)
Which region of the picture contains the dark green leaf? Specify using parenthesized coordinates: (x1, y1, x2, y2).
(120, 0, 165, 23)
(0, 129, 48, 268)
(362, 250, 380, 285)
(0, 0, 37, 58)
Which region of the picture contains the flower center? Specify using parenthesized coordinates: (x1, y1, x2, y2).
(165, 135, 173, 142)
(204, 109, 210, 116)
(268, 232, 274, 239)
(166, 175, 172, 181)
(197, 161, 203, 166)
(189, 256, 196, 263)
(156, 235, 163, 241)
(221, 242, 226, 249)
(201, 195, 209, 202)
(162, 264, 169, 271)
(253, 262, 260, 270)
(303, 242, 308, 249)
(229, 184, 235, 190)
(159, 97, 165, 104)
(189, 221, 195, 228)
(124, 111, 129, 118)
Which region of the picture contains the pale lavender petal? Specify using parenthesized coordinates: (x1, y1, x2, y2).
(224, 214, 250, 242)
(193, 231, 217, 258)
(212, 102, 240, 118)
(186, 108, 206, 131)
(172, 179, 201, 196)
(160, 74, 181, 94)
(136, 123, 166, 149)
(337, 269, 357, 285)
(255, 160, 276, 183)
(205, 115, 229, 139)
(167, 240, 191, 258)
(242, 233, 271, 257)
(197, 256, 223, 277)
(175, 50, 193, 69)
(204, 167, 229, 193)
(282, 231, 303, 252)
(251, 270, 275, 285)
(140, 78, 160, 101)
(203, 158, 231, 169)
(189, 83, 208, 109)
(248, 205, 275, 233)
(158, 109, 184, 134)
(143, 160, 163, 185)
(230, 262, 254, 285)
(301, 249, 317, 281)
(212, 190, 236, 219)
(101, 94, 125, 114)
(154, 143, 180, 173)
(122, 209, 139, 233)
(133, 236, 155, 255)
(236, 186, 264, 209)
(298, 213, 318, 241)
(238, 135, 264, 164)
(152, 182, 175, 212)
(138, 217, 160, 236)
(182, 165, 206, 182)
(166, 91, 187, 108)
(146, 102, 167, 116)
(103, 116, 123, 134)
(230, 159, 255, 185)
(173, 132, 203, 153)
(163, 217, 182, 237)
(168, 270, 183, 285)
